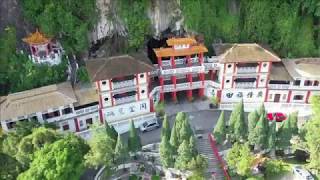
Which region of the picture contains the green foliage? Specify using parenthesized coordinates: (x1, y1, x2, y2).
(267, 120, 277, 151)
(252, 114, 268, 150)
(18, 134, 89, 180)
(302, 96, 320, 174)
(187, 155, 208, 178)
(76, 66, 90, 83)
(155, 101, 165, 116)
(85, 125, 116, 168)
(161, 115, 171, 141)
(105, 121, 118, 148)
(114, 134, 128, 165)
(159, 136, 174, 168)
(264, 160, 290, 178)
(189, 136, 197, 156)
(175, 140, 193, 170)
(117, 0, 151, 51)
(226, 143, 254, 177)
(0, 27, 68, 96)
(248, 111, 259, 146)
(213, 111, 226, 144)
(169, 122, 179, 150)
(21, 0, 97, 54)
(277, 117, 293, 150)
(289, 112, 299, 136)
(0, 153, 22, 180)
(15, 127, 60, 167)
(229, 100, 246, 142)
(128, 120, 141, 153)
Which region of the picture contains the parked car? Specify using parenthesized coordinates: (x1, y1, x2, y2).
(139, 119, 160, 132)
(267, 112, 287, 122)
(193, 125, 205, 139)
(292, 166, 314, 180)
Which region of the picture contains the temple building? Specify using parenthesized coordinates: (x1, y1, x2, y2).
(23, 30, 63, 65)
(1, 37, 319, 136)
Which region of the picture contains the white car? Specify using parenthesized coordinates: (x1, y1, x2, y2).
(292, 166, 314, 180)
(139, 119, 160, 132)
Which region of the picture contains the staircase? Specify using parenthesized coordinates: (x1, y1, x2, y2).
(196, 135, 226, 180)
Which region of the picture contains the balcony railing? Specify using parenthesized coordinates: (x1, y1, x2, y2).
(114, 95, 136, 105)
(237, 67, 257, 74)
(75, 105, 99, 115)
(112, 79, 135, 89)
(161, 66, 205, 75)
(235, 82, 256, 88)
(268, 84, 291, 89)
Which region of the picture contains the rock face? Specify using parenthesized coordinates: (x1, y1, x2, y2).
(0, 0, 33, 49)
(90, 0, 183, 43)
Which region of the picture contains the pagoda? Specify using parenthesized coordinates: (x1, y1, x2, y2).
(23, 30, 62, 65)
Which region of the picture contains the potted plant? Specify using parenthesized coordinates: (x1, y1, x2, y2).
(209, 96, 219, 109)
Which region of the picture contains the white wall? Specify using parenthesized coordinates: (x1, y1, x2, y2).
(260, 62, 270, 73)
(224, 76, 233, 89)
(100, 91, 112, 107)
(225, 63, 235, 74)
(77, 112, 100, 131)
(258, 74, 268, 88)
(267, 90, 289, 102)
(137, 73, 147, 84)
(138, 84, 148, 100)
(98, 80, 111, 91)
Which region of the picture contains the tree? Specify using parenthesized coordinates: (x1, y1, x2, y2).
(289, 112, 299, 136)
(188, 155, 208, 178)
(114, 134, 128, 165)
(189, 136, 197, 156)
(21, 0, 97, 55)
(105, 122, 118, 148)
(301, 96, 320, 174)
(267, 120, 277, 157)
(161, 115, 171, 141)
(169, 122, 179, 150)
(128, 120, 141, 153)
(76, 66, 90, 83)
(18, 134, 89, 180)
(229, 100, 246, 142)
(252, 114, 268, 150)
(213, 111, 226, 144)
(85, 125, 116, 168)
(248, 110, 259, 146)
(15, 127, 60, 167)
(175, 140, 193, 170)
(257, 104, 266, 118)
(0, 153, 22, 180)
(226, 143, 254, 177)
(159, 136, 174, 168)
(277, 117, 292, 151)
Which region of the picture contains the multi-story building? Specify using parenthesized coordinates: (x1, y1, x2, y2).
(23, 30, 63, 65)
(1, 37, 319, 136)
(86, 54, 156, 133)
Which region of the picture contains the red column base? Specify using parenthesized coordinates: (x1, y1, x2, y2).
(160, 92, 165, 102)
(198, 88, 205, 98)
(172, 91, 177, 103)
(187, 90, 193, 101)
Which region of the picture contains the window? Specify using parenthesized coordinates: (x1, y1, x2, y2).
(263, 63, 267, 67)
(86, 118, 93, 125)
(260, 78, 265, 82)
(304, 80, 312, 86)
(141, 90, 145, 94)
(42, 110, 60, 120)
(294, 80, 301, 86)
(102, 81, 107, 85)
(62, 107, 73, 115)
(7, 121, 16, 129)
(226, 80, 230, 83)
(282, 94, 287, 100)
(104, 97, 109, 101)
(79, 120, 83, 127)
(227, 64, 232, 68)
(62, 124, 69, 131)
(140, 74, 144, 78)
(293, 95, 304, 100)
(314, 81, 319, 86)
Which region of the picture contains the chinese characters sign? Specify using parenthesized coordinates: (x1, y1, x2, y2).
(103, 99, 150, 121)
(221, 88, 266, 103)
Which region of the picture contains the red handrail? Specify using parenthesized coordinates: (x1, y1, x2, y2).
(208, 133, 231, 180)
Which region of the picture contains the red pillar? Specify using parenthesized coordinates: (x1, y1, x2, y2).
(287, 90, 292, 103)
(159, 76, 164, 101)
(172, 91, 177, 102)
(198, 88, 204, 98)
(187, 90, 193, 101)
(157, 56, 162, 67)
(306, 91, 311, 103)
(74, 118, 80, 132)
(217, 90, 222, 103)
(150, 98, 154, 112)
(99, 109, 104, 124)
(160, 92, 164, 101)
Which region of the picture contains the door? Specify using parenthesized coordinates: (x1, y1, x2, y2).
(274, 94, 281, 102)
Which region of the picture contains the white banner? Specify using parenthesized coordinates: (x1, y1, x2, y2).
(221, 88, 266, 103)
(103, 99, 150, 121)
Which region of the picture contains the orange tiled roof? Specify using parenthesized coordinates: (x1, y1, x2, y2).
(154, 45, 208, 57)
(22, 30, 51, 45)
(167, 37, 197, 46)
